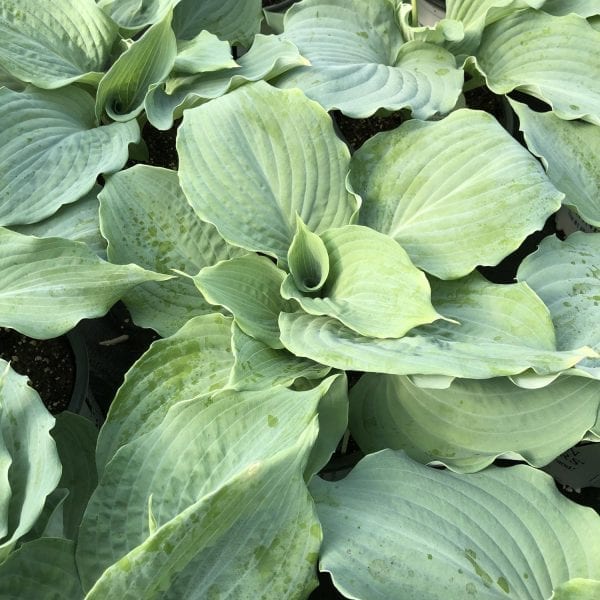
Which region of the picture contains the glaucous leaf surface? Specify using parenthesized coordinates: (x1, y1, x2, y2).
(0, 86, 139, 226)
(350, 109, 563, 279)
(97, 0, 174, 30)
(349, 373, 600, 472)
(542, 0, 600, 17)
(178, 82, 358, 262)
(550, 579, 600, 599)
(11, 186, 106, 259)
(146, 34, 307, 130)
(78, 376, 340, 593)
(194, 254, 294, 349)
(474, 10, 600, 125)
(0, 361, 61, 562)
(281, 225, 442, 338)
(174, 30, 236, 75)
(312, 451, 600, 600)
(510, 99, 600, 227)
(95, 9, 177, 121)
(100, 165, 243, 337)
(517, 233, 600, 379)
(0, 538, 83, 599)
(277, 0, 463, 118)
(279, 273, 593, 378)
(0, 0, 117, 88)
(0, 228, 170, 339)
(96, 313, 234, 473)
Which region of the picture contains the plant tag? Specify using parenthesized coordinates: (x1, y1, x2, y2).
(544, 443, 600, 489)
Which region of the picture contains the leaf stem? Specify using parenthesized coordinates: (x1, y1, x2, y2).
(411, 0, 418, 26)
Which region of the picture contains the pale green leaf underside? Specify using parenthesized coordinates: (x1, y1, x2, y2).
(550, 578, 600, 600)
(85, 435, 320, 600)
(0, 362, 61, 562)
(278, 0, 463, 118)
(282, 225, 441, 338)
(228, 324, 330, 391)
(0, 538, 83, 599)
(194, 254, 294, 349)
(78, 377, 337, 591)
(96, 9, 177, 121)
(0, 86, 139, 226)
(174, 30, 236, 74)
(96, 313, 234, 473)
(100, 165, 243, 337)
(178, 82, 358, 262)
(11, 185, 106, 259)
(312, 450, 600, 600)
(172, 0, 262, 47)
(0, 0, 117, 88)
(279, 273, 592, 379)
(475, 10, 600, 125)
(351, 109, 563, 279)
(0, 228, 170, 339)
(542, 0, 600, 17)
(517, 234, 600, 379)
(510, 99, 600, 227)
(97, 0, 173, 30)
(146, 34, 308, 130)
(349, 373, 600, 473)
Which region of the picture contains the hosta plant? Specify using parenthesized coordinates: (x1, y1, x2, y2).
(1, 0, 600, 598)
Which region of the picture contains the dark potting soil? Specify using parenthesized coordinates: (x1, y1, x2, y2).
(0, 327, 75, 414)
(143, 121, 179, 170)
(333, 110, 405, 152)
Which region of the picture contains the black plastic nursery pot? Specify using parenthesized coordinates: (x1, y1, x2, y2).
(416, 0, 446, 27)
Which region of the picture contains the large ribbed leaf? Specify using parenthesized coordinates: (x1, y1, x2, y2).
(0, 538, 82, 599)
(517, 234, 600, 379)
(312, 451, 600, 600)
(0, 86, 139, 226)
(281, 225, 442, 338)
(174, 30, 236, 75)
(193, 254, 294, 349)
(172, 0, 262, 47)
(96, 314, 234, 473)
(510, 99, 600, 227)
(0, 361, 61, 562)
(542, 0, 600, 17)
(78, 376, 340, 593)
(97, 0, 174, 30)
(146, 34, 307, 130)
(279, 273, 593, 378)
(349, 373, 600, 473)
(100, 166, 243, 336)
(0, 0, 118, 88)
(96, 9, 176, 121)
(0, 228, 170, 339)
(178, 82, 358, 262)
(474, 10, 600, 124)
(350, 109, 563, 279)
(277, 0, 463, 118)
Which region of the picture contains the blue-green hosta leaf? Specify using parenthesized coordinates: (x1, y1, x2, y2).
(277, 0, 463, 118)
(282, 225, 442, 338)
(12, 185, 106, 258)
(0, 0, 118, 89)
(78, 376, 340, 592)
(473, 10, 600, 125)
(146, 34, 308, 130)
(0, 228, 171, 339)
(396, 4, 464, 45)
(96, 313, 234, 473)
(551, 579, 600, 599)
(193, 254, 294, 349)
(96, 9, 177, 121)
(312, 450, 600, 600)
(178, 82, 358, 262)
(0, 362, 61, 562)
(517, 234, 600, 379)
(542, 0, 600, 17)
(350, 109, 563, 279)
(349, 373, 600, 473)
(99, 166, 243, 337)
(228, 324, 330, 391)
(97, 0, 174, 31)
(0, 538, 83, 598)
(510, 99, 600, 228)
(174, 30, 236, 74)
(172, 0, 262, 47)
(279, 273, 594, 378)
(85, 430, 320, 599)
(0, 86, 139, 226)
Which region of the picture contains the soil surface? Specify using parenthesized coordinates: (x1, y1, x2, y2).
(333, 110, 405, 152)
(0, 327, 75, 413)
